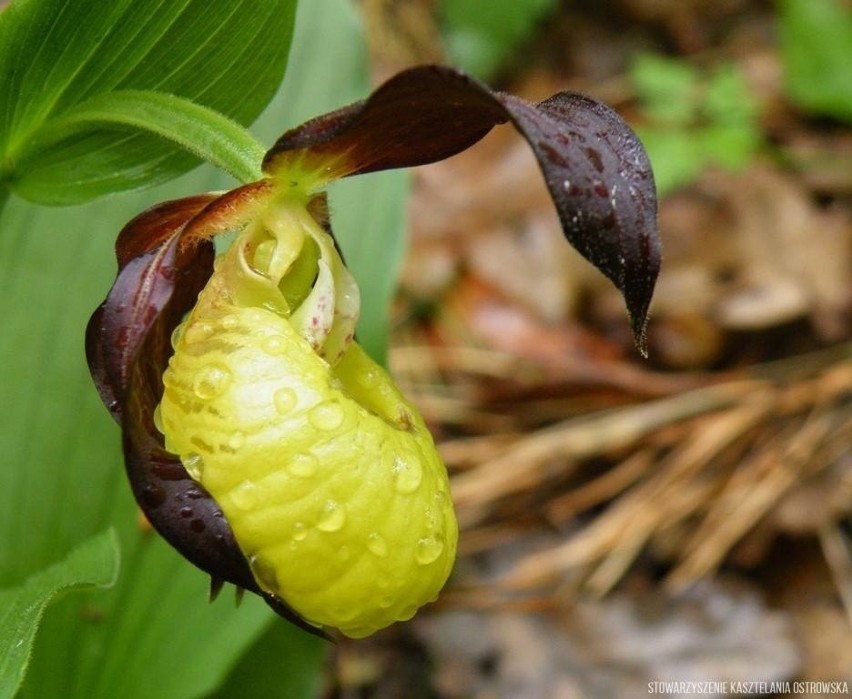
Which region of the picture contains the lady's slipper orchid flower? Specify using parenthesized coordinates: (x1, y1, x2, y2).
(86, 66, 661, 639)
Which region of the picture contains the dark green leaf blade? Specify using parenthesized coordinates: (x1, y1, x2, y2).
(36, 91, 266, 185)
(0, 0, 296, 203)
(207, 615, 326, 699)
(0, 529, 119, 699)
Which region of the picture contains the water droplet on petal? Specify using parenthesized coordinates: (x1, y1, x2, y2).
(397, 604, 418, 621)
(309, 402, 344, 432)
(182, 321, 214, 345)
(415, 535, 444, 565)
(170, 323, 185, 348)
(221, 314, 239, 330)
(392, 451, 423, 494)
(287, 452, 318, 478)
(227, 431, 245, 451)
(162, 367, 176, 387)
(332, 604, 358, 623)
(317, 499, 346, 532)
(262, 336, 285, 355)
(358, 366, 381, 388)
(152, 404, 164, 433)
(183, 452, 204, 480)
(293, 521, 307, 541)
(249, 555, 279, 591)
(379, 595, 394, 609)
(273, 387, 297, 415)
(231, 480, 257, 510)
(192, 364, 231, 400)
(367, 532, 388, 557)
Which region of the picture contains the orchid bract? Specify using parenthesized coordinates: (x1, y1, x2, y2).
(86, 66, 661, 639)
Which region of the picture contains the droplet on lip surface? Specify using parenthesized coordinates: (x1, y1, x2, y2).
(273, 387, 298, 415)
(182, 321, 214, 345)
(221, 314, 239, 330)
(292, 521, 307, 541)
(262, 335, 285, 355)
(183, 452, 204, 480)
(392, 451, 423, 494)
(249, 555, 279, 591)
(317, 499, 346, 532)
(367, 532, 388, 557)
(287, 452, 318, 478)
(415, 535, 444, 565)
(153, 404, 164, 432)
(192, 364, 231, 400)
(226, 431, 245, 450)
(308, 402, 344, 431)
(231, 480, 257, 510)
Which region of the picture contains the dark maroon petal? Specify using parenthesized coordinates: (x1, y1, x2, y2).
(264, 65, 660, 352)
(180, 179, 275, 248)
(263, 66, 506, 181)
(87, 199, 327, 638)
(87, 196, 213, 418)
(114, 240, 327, 638)
(115, 195, 217, 268)
(498, 92, 660, 351)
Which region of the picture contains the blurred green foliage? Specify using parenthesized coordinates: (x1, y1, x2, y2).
(779, 0, 852, 121)
(439, 0, 558, 80)
(630, 54, 763, 195)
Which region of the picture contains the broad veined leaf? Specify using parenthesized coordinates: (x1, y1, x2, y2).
(0, 529, 119, 699)
(0, 0, 296, 204)
(31, 90, 266, 185)
(207, 617, 326, 699)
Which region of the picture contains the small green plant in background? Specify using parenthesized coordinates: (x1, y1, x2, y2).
(779, 0, 852, 122)
(629, 53, 763, 196)
(439, 0, 558, 80)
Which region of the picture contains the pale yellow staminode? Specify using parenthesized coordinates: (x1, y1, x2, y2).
(158, 194, 457, 638)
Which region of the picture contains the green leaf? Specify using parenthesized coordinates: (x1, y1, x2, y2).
(630, 53, 699, 125)
(0, 0, 296, 204)
(635, 127, 705, 196)
(631, 55, 763, 195)
(779, 0, 852, 121)
(702, 64, 759, 126)
(440, 0, 558, 80)
(35, 90, 265, 185)
(207, 616, 326, 699)
(0, 529, 119, 699)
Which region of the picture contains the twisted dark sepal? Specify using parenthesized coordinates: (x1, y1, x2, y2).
(265, 65, 661, 353)
(85, 189, 328, 639)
